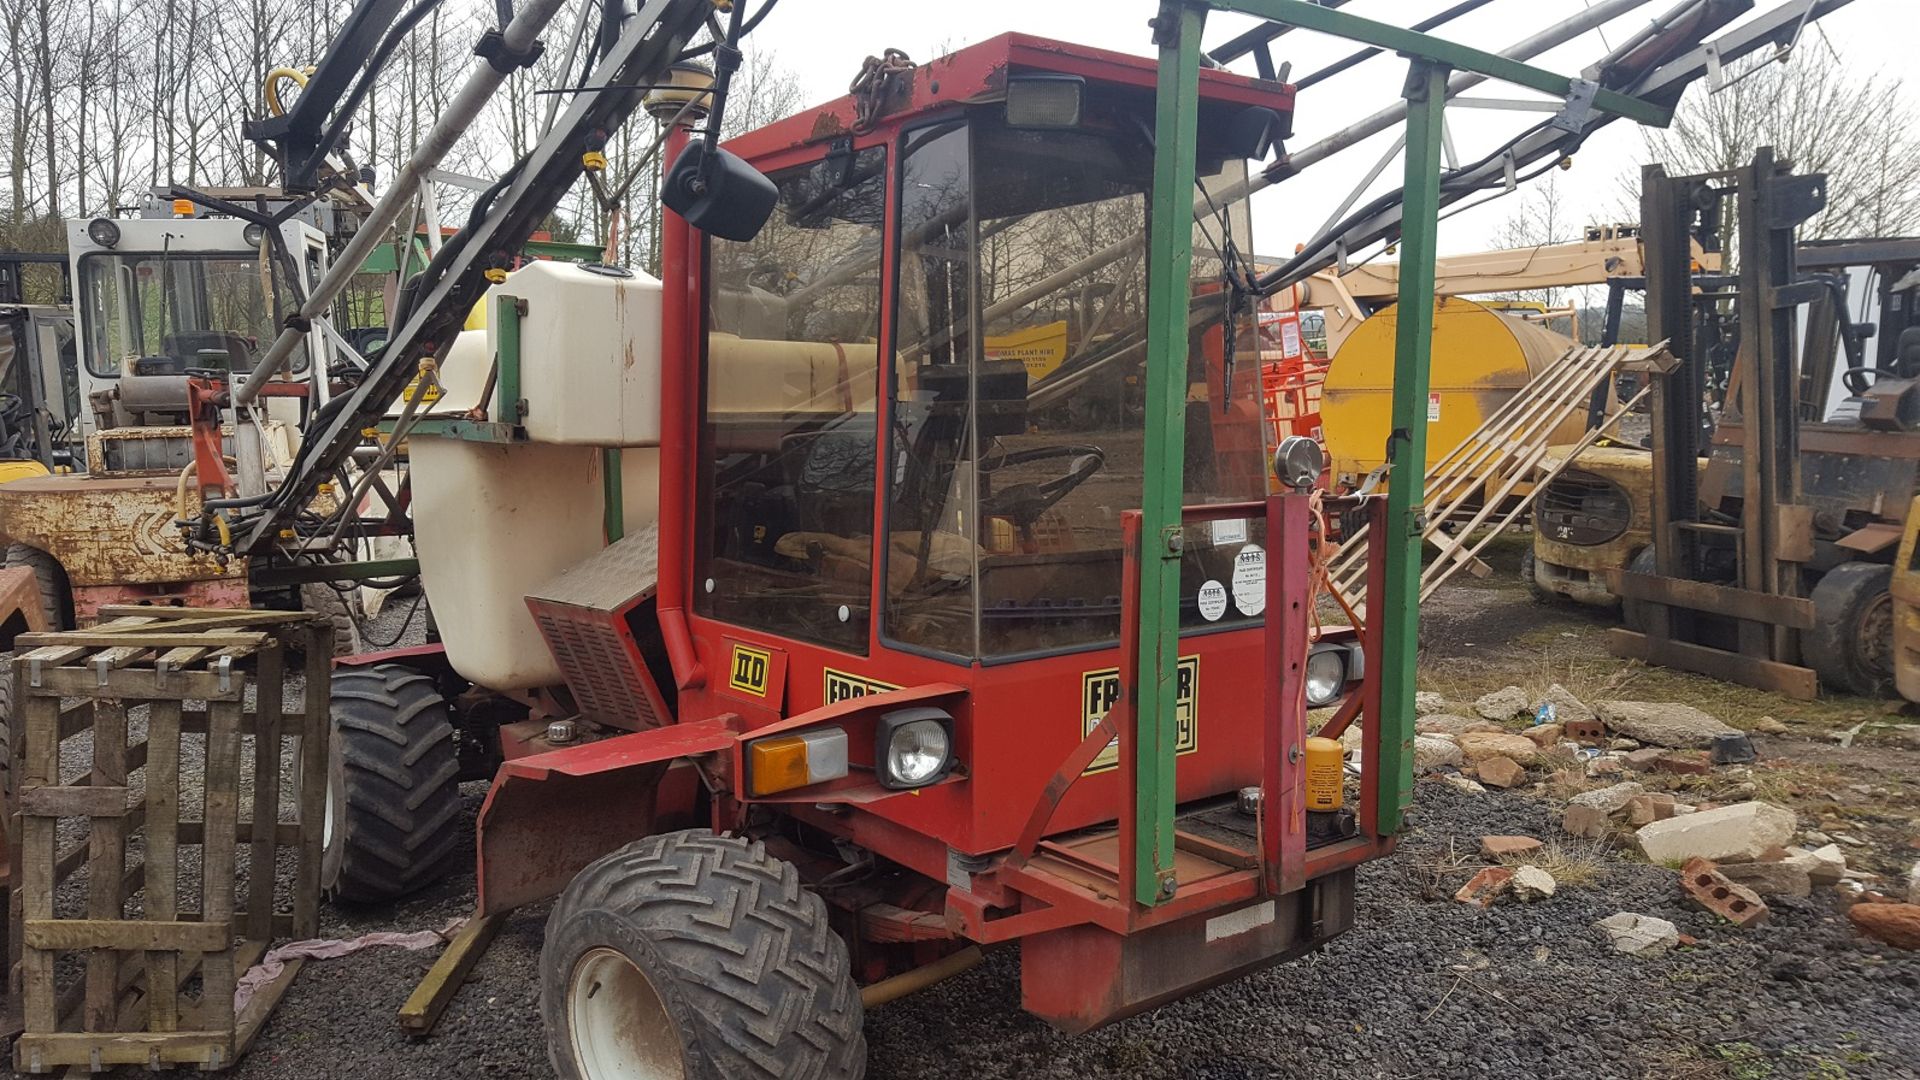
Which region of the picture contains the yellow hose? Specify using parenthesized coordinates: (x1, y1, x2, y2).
(264, 66, 315, 117)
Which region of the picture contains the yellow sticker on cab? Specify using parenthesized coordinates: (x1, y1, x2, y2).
(1081, 657, 1198, 774)
(824, 668, 900, 704)
(728, 644, 772, 697)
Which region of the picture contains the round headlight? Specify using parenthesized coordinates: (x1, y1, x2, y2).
(86, 217, 121, 249)
(243, 222, 267, 247)
(1304, 648, 1346, 707)
(881, 713, 951, 789)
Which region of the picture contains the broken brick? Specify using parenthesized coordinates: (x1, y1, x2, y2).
(1680, 857, 1770, 927)
(1654, 751, 1714, 776)
(1622, 747, 1665, 772)
(1563, 718, 1606, 744)
(1624, 793, 1678, 826)
(1456, 866, 1514, 907)
(1563, 804, 1614, 840)
(1480, 835, 1544, 861)
(1477, 755, 1527, 789)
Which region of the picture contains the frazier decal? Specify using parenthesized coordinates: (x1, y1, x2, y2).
(728, 644, 772, 697)
(824, 668, 901, 704)
(1080, 656, 1198, 774)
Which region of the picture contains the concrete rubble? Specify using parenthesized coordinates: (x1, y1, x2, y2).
(1475, 686, 1533, 722)
(1595, 912, 1681, 957)
(1414, 691, 1449, 716)
(1717, 859, 1813, 898)
(1635, 801, 1797, 864)
(1417, 714, 1503, 736)
(1540, 683, 1596, 724)
(1414, 734, 1464, 771)
(1593, 700, 1741, 749)
(1456, 731, 1541, 766)
(1509, 865, 1556, 901)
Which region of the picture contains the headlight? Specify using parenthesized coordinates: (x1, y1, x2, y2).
(86, 218, 120, 249)
(746, 728, 848, 797)
(877, 707, 954, 789)
(243, 222, 267, 247)
(1305, 647, 1347, 707)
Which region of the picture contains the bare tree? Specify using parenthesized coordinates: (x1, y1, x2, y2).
(1637, 51, 1920, 240)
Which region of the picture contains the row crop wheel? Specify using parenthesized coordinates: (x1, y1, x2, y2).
(542, 829, 866, 1080)
(323, 663, 464, 904)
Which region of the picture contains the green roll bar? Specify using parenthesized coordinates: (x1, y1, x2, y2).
(1133, 0, 1673, 906)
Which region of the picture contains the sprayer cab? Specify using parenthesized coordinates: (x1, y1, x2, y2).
(471, 33, 1393, 1032)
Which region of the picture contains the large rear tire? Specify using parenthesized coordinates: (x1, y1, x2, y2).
(5, 544, 70, 630)
(323, 664, 463, 904)
(300, 582, 363, 658)
(542, 830, 865, 1080)
(1805, 561, 1894, 697)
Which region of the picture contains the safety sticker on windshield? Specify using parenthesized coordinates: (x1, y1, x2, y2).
(1080, 657, 1198, 774)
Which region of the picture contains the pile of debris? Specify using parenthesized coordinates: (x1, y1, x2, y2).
(1387, 682, 1920, 954)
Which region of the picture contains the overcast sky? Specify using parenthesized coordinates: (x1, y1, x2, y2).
(737, 0, 1911, 259)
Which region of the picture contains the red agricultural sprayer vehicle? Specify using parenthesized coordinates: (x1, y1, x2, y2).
(160, 0, 1847, 1073)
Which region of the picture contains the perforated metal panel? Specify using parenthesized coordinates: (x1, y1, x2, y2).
(527, 527, 667, 730)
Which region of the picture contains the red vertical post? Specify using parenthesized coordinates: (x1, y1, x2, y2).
(655, 124, 705, 692)
(1358, 498, 1389, 840)
(1116, 510, 1144, 924)
(1263, 493, 1310, 895)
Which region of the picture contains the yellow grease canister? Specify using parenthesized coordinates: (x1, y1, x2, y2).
(1304, 736, 1344, 811)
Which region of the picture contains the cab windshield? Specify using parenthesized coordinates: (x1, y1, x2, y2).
(78, 252, 298, 379)
(887, 117, 1269, 659)
(699, 113, 1270, 661)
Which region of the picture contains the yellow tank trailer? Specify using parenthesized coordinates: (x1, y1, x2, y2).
(1320, 298, 1582, 494)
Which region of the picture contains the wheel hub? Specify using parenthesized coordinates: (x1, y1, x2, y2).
(1858, 592, 1894, 678)
(568, 947, 686, 1080)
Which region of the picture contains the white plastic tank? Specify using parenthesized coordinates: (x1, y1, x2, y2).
(412, 438, 660, 690)
(494, 260, 662, 445)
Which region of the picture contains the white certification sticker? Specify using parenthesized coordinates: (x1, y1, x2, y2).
(1210, 517, 1248, 546)
(1197, 580, 1228, 622)
(1231, 544, 1266, 617)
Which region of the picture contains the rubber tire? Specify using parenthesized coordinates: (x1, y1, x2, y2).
(6, 543, 70, 630)
(542, 830, 866, 1080)
(300, 583, 363, 658)
(1804, 561, 1894, 698)
(323, 664, 463, 904)
(1620, 547, 1658, 634)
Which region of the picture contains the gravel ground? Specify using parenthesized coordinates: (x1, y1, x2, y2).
(11, 593, 1920, 1079)
(192, 780, 1920, 1080)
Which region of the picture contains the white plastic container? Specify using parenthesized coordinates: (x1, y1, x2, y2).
(494, 260, 662, 446)
(412, 437, 660, 690)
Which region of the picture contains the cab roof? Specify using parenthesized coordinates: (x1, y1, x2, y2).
(725, 32, 1295, 165)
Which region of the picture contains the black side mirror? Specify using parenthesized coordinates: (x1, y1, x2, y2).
(663, 142, 778, 242)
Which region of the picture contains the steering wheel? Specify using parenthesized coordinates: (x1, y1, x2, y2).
(1842, 365, 1883, 397)
(979, 444, 1105, 527)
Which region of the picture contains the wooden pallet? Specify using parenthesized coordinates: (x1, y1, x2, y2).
(5, 609, 332, 1073)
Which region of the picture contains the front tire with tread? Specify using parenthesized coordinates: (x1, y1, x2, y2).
(5, 544, 70, 630)
(324, 664, 463, 904)
(1805, 561, 1894, 697)
(543, 829, 865, 1080)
